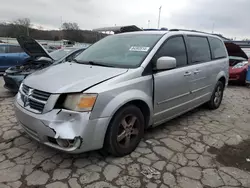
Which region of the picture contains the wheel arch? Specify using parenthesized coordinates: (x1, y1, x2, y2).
(216, 71, 227, 89)
(116, 99, 151, 129)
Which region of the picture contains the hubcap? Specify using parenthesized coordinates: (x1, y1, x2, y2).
(214, 86, 222, 106)
(117, 115, 139, 148)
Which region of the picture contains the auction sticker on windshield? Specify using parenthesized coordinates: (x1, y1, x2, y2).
(129, 46, 150, 52)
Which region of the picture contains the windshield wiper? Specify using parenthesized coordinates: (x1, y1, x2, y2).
(72, 59, 114, 67)
(88, 61, 114, 67)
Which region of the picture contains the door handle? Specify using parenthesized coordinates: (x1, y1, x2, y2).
(184, 71, 192, 76)
(194, 69, 201, 74)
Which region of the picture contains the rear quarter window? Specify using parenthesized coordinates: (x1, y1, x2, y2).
(188, 36, 211, 64)
(209, 37, 227, 59)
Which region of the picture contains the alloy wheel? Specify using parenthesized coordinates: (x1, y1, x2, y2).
(214, 86, 222, 106)
(117, 115, 139, 148)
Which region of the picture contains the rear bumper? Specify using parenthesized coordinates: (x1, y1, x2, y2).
(15, 98, 111, 153)
(3, 74, 24, 92)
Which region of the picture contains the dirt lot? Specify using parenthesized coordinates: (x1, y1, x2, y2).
(0, 76, 250, 188)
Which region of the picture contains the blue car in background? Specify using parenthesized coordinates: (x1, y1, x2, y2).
(0, 43, 29, 72)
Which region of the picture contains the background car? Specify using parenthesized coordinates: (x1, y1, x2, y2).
(0, 43, 29, 72)
(225, 42, 249, 84)
(3, 36, 87, 92)
(229, 56, 249, 84)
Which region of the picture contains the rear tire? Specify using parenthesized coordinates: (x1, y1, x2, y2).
(207, 81, 224, 110)
(104, 105, 144, 157)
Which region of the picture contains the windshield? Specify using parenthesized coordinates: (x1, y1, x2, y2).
(50, 48, 76, 60)
(75, 34, 163, 68)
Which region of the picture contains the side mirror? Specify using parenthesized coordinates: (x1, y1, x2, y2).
(155, 56, 177, 70)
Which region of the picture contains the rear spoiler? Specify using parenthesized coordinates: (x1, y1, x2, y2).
(93, 25, 143, 34)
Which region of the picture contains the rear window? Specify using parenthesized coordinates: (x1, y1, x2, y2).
(9, 46, 23, 53)
(188, 36, 211, 64)
(209, 37, 227, 59)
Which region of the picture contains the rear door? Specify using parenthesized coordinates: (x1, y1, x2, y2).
(8, 45, 26, 66)
(153, 36, 194, 125)
(186, 36, 213, 103)
(0, 45, 9, 71)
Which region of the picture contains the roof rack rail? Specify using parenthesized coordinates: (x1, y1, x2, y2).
(169, 29, 231, 41)
(169, 29, 209, 34)
(143, 28, 168, 31)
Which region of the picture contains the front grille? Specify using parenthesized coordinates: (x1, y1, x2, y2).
(32, 90, 50, 101)
(22, 84, 29, 94)
(29, 99, 45, 112)
(20, 84, 51, 113)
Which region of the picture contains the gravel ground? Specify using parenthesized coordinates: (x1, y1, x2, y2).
(0, 84, 250, 188)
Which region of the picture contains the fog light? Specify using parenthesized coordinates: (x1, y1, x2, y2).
(56, 139, 69, 148)
(56, 138, 76, 148)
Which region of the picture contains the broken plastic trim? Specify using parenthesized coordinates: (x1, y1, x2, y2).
(45, 136, 82, 152)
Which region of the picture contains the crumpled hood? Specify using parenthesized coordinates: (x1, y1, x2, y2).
(23, 62, 128, 93)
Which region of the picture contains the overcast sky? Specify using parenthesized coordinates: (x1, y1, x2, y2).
(0, 0, 249, 39)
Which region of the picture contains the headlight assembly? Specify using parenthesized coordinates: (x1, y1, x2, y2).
(63, 93, 97, 112)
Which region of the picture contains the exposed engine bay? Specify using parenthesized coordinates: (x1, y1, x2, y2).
(229, 59, 245, 67)
(6, 59, 52, 75)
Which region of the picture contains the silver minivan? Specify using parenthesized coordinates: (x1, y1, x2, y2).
(15, 30, 229, 156)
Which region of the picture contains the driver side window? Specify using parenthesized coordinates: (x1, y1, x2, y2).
(153, 36, 188, 68)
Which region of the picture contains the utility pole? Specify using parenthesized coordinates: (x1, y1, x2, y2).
(212, 23, 215, 34)
(158, 6, 162, 29)
(60, 16, 63, 43)
(148, 20, 150, 29)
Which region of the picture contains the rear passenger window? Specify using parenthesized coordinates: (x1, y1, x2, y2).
(153, 36, 187, 67)
(9, 46, 23, 53)
(188, 36, 211, 64)
(209, 37, 227, 59)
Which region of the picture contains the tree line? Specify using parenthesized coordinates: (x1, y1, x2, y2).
(0, 18, 107, 44)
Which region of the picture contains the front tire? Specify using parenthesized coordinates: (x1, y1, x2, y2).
(207, 81, 224, 110)
(104, 105, 144, 157)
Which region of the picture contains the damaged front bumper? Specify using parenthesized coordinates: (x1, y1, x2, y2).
(14, 100, 110, 153)
(3, 73, 25, 92)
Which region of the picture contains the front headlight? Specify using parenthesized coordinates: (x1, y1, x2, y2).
(232, 61, 248, 69)
(63, 93, 97, 112)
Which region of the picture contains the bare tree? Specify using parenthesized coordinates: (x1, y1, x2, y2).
(13, 18, 30, 27)
(13, 18, 31, 36)
(61, 22, 80, 30)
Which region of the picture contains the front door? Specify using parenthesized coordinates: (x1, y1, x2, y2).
(152, 36, 193, 125)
